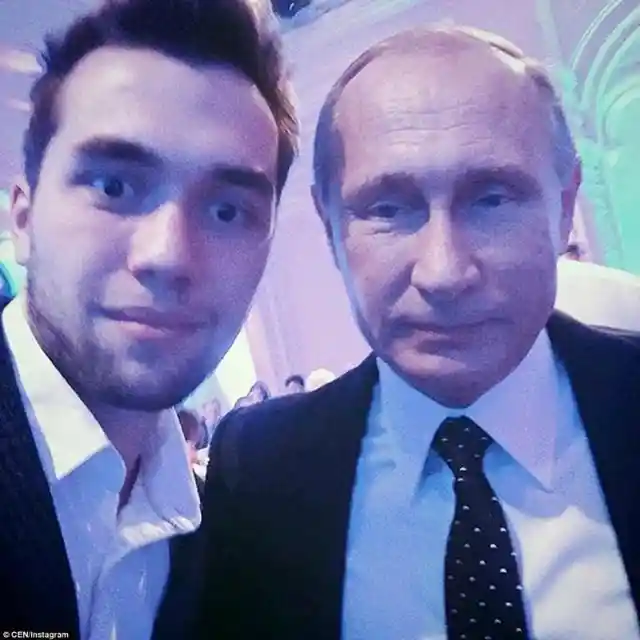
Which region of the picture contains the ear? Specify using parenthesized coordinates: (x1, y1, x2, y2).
(558, 162, 582, 254)
(311, 183, 338, 267)
(9, 179, 33, 266)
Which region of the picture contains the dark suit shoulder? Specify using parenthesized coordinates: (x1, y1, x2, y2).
(550, 311, 640, 355)
(594, 325, 640, 347)
(208, 356, 378, 491)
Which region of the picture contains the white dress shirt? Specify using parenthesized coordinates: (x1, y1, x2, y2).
(556, 259, 640, 331)
(2, 296, 201, 640)
(342, 329, 639, 640)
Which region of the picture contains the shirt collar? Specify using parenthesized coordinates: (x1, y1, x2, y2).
(377, 329, 564, 490)
(2, 294, 111, 481)
(141, 408, 202, 531)
(2, 295, 201, 529)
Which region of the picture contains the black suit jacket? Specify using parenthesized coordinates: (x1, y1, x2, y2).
(0, 297, 203, 639)
(198, 313, 640, 640)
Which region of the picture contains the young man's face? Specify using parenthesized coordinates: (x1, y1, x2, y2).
(11, 46, 279, 411)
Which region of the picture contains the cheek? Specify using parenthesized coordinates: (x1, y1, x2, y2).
(30, 225, 91, 294)
(207, 249, 268, 310)
(335, 234, 405, 328)
(31, 192, 121, 275)
(476, 223, 557, 310)
(476, 208, 556, 265)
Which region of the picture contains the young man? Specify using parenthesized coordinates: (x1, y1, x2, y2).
(0, 0, 297, 636)
(199, 26, 640, 639)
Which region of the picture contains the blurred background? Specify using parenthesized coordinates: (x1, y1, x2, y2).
(0, 0, 638, 410)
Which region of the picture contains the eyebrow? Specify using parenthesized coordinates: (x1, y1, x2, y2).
(73, 136, 275, 198)
(73, 136, 163, 169)
(210, 164, 275, 199)
(348, 164, 541, 198)
(455, 165, 542, 195)
(345, 171, 421, 201)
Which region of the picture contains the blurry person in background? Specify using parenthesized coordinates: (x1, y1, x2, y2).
(177, 408, 209, 481)
(177, 408, 205, 466)
(283, 373, 306, 394)
(200, 397, 222, 441)
(199, 25, 640, 640)
(561, 227, 586, 262)
(233, 380, 271, 409)
(0, 0, 297, 636)
(305, 367, 337, 391)
(562, 240, 584, 261)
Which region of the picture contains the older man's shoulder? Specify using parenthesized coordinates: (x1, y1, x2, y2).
(594, 324, 640, 347)
(210, 357, 377, 460)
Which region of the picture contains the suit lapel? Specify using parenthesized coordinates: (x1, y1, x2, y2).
(0, 314, 79, 635)
(297, 319, 640, 635)
(280, 355, 379, 639)
(548, 312, 640, 613)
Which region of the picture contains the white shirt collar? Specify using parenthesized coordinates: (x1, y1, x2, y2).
(376, 329, 565, 490)
(2, 295, 200, 528)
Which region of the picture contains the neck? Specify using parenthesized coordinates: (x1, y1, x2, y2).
(89, 403, 163, 506)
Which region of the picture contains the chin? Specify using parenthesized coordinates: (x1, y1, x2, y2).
(399, 348, 469, 379)
(101, 362, 206, 411)
(102, 381, 191, 412)
(388, 346, 483, 407)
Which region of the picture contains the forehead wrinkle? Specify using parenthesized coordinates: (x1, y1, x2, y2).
(335, 42, 546, 128)
(334, 50, 555, 188)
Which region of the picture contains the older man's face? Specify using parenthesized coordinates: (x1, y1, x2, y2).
(320, 47, 578, 407)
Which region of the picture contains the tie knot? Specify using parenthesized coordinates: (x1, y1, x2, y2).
(432, 416, 492, 476)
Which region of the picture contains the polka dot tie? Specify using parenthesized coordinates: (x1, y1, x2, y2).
(432, 416, 530, 640)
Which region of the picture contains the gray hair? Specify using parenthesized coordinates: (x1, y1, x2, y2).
(312, 24, 578, 203)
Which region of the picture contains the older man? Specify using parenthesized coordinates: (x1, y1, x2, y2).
(198, 26, 640, 640)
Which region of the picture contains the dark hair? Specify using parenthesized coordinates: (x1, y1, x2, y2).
(177, 408, 200, 440)
(24, 0, 299, 197)
(249, 380, 271, 401)
(563, 241, 584, 261)
(178, 407, 210, 448)
(285, 374, 305, 387)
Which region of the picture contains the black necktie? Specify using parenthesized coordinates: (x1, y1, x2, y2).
(432, 416, 530, 640)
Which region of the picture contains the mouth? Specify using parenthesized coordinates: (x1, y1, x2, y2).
(100, 307, 206, 338)
(400, 319, 488, 341)
(413, 321, 484, 331)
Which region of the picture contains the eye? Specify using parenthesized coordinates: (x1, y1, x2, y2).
(208, 202, 243, 224)
(474, 192, 511, 208)
(368, 202, 405, 218)
(90, 175, 131, 199)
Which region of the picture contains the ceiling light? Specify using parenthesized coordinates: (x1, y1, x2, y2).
(0, 48, 40, 74)
(5, 98, 30, 113)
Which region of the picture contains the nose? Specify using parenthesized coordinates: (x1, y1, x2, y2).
(127, 200, 194, 299)
(410, 209, 481, 303)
